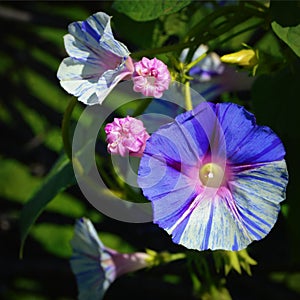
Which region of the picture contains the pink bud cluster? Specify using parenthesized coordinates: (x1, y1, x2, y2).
(105, 116, 150, 157)
(132, 57, 171, 98)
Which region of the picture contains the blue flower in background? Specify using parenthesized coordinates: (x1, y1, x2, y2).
(57, 12, 134, 105)
(70, 218, 151, 300)
(180, 45, 254, 101)
(180, 45, 225, 82)
(138, 102, 288, 251)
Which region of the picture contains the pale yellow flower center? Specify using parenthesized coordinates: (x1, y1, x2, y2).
(199, 163, 225, 188)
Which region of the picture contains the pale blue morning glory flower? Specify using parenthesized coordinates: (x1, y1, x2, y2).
(138, 102, 288, 251)
(57, 12, 134, 105)
(70, 218, 150, 300)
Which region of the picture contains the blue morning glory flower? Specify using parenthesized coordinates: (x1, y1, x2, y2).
(57, 12, 134, 105)
(138, 102, 288, 251)
(70, 218, 151, 300)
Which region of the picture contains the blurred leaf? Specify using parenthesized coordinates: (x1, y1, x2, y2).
(99, 232, 135, 253)
(19, 153, 76, 258)
(214, 17, 261, 51)
(163, 274, 181, 284)
(112, 0, 191, 21)
(270, 272, 300, 294)
(14, 100, 62, 153)
(0, 158, 40, 202)
(272, 22, 300, 57)
(30, 223, 74, 258)
(0, 158, 91, 220)
(201, 284, 232, 300)
(255, 31, 283, 60)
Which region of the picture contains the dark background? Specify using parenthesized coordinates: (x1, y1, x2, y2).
(1, 1, 300, 299)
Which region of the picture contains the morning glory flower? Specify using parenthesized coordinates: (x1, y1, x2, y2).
(57, 12, 134, 105)
(105, 116, 150, 157)
(132, 57, 171, 98)
(70, 218, 151, 300)
(180, 44, 225, 82)
(138, 102, 288, 251)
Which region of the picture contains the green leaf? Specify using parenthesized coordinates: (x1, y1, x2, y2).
(19, 153, 76, 258)
(112, 0, 191, 21)
(99, 232, 135, 253)
(272, 21, 300, 57)
(30, 223, 74, 258)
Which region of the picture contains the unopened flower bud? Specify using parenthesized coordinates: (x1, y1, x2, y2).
(132, 57, 171, 98)
(220, 49, 258, 68)
(105, 116, 150, 157)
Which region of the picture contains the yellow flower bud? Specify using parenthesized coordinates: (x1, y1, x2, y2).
(220, 49, 258, 68)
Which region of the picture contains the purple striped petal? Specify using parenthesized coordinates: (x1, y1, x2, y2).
(216, 103, 286, 165)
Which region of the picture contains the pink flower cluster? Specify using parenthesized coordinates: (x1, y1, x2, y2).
(105, 116, 150, 157)
(132, 57, 171, 98)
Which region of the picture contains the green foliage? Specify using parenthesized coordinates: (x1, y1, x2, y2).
(272, 22, 300, 58)
(112, 0, 191, 21)
(19, 154, 76, 258)
(270, 272, 300, 294)
(99, 232, 135, 253)
(30, 223, 74, 258)
(213, 250, 257, 276)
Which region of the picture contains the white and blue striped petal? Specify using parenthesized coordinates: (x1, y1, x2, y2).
(58, 57, 131, 105)
(231, 160, 288, 242)
(170, 160, 288, 251)
(96, 67, 133, 105)
(67, 12, 129, 58)
(170, 187, 252, 251)
(70, 218, 116, 300)
(57, 12, 132, 105)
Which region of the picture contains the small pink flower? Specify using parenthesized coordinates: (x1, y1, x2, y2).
(132, 57, 171, 98)
(105, 116, 150, 157)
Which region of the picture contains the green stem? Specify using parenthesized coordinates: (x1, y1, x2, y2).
(184, 81, 193, 111)
(61, 97, 77, 160)
(167, 252, 186, 262)
(185, 52, 207, 72)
